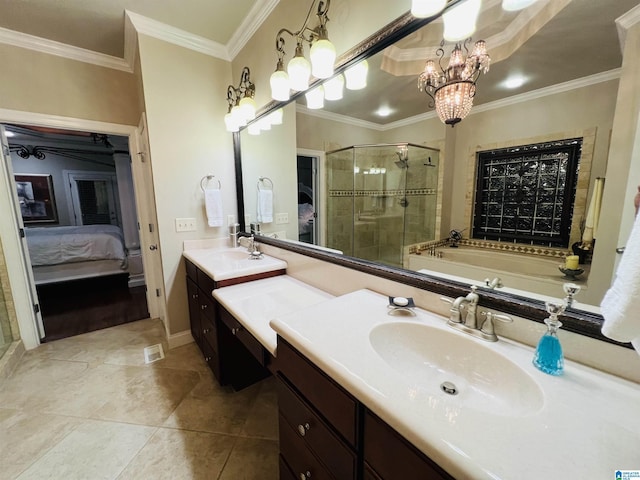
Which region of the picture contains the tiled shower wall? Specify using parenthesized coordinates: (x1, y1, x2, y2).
(326, 144, 439, 268)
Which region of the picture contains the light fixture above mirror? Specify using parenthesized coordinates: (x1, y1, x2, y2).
(224, 67, 256, 133)
(269, 0, 336, 102)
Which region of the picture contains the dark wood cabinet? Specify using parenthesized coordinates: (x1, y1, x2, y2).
(275, 336, 455, 480)
(185, 257, 278, 390)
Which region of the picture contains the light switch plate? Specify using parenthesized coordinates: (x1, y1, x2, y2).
(275, 213, 289, 224)
(175, 217, 196, 232)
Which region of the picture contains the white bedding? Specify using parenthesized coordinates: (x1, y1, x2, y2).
(26, 225, 127, 267)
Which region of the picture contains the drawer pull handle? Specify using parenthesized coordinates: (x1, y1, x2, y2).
(299, 471, 311, 480)
(203, 328, 210, 334)
(201, 304, 207, 310)
(192, 294, 198, 299)
(231, 326, 242, 336)
(297, 423, 310, 436)
(204, 356, 212, 362)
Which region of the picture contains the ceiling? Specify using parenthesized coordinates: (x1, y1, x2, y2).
(0, 0, 259, 57)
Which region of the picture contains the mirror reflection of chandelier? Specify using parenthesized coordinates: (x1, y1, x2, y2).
(418, 39, 490, 127)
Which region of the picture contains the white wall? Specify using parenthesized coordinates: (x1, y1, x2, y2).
(137, 34, 236, 335)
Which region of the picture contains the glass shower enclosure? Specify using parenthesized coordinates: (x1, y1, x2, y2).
(326, 143, 440, 268)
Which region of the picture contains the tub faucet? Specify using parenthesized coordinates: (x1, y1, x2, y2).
(484, 277, 503, 289)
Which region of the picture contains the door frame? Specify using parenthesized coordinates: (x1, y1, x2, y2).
(0, 108, 165, 349)
(297, 148, 326, 246)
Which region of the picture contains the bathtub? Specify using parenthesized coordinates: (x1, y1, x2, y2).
(408, 246, 589, 298)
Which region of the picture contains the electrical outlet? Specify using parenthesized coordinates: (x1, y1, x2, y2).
(175, 217, 196, 232)
(275, 213, 289, 224)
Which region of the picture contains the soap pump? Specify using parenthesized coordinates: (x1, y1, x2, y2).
(532, 301, 566, 375)
(532, 283, 581, 376)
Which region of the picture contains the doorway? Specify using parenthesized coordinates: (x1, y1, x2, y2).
(4, 124, 149, 342)
(297, 154, 319, 245)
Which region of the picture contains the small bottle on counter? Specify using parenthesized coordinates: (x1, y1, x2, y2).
(532, 301, 565, 376)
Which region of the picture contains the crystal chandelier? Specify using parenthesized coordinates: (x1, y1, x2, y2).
(418, 39, 490, 126)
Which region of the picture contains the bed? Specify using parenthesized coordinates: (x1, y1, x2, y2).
(25, 225, 128, 285)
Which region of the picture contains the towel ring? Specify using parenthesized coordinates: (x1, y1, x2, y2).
(257, 176, 274, 191)
(200, 175, 221, 192)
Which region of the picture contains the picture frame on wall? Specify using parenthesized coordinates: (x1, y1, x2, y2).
(14, 173, 58, 223)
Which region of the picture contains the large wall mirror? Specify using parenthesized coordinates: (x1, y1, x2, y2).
(235, 0, 639, 345)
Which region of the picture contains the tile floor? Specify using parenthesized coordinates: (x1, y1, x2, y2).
(0, 318, 279, 479)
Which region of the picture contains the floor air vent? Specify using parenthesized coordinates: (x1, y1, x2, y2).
(143, 344, 165, 364)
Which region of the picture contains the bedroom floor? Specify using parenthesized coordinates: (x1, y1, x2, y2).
(37, 274, 149, 342)
(0, 317, 279, 479)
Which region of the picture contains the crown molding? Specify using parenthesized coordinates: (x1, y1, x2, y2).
(0, 26, 132, 72)
(297, 69, 621, 131)
(616, 3, 640, 52)
(125, 10, 229, 61)
(227, 0, 280, 60)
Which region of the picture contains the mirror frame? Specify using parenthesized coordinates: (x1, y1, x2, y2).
(233, 8, 630, 349)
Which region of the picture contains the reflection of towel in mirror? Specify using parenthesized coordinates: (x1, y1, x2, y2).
(601, 209, 640, 354)
(257, 189, 273, 223)
(204, 188, 223, 227)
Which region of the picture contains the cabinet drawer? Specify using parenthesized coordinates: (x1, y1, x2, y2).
(186, 277, 201, 344)
(201, 313, 218, 353)
(200, 289, 215, 323)
(185, 258, 198, 281)
(277, 377, 355, 480)
(279, 415, 335, 480)
(196, 268, 216, 297)
(364, 410, 454, 480)
(277, 339, 358, 447)
(219, 305, 266, 366)
(200, 334, 221, 381)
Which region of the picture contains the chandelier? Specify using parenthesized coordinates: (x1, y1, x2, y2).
(418, 39, 490, 127)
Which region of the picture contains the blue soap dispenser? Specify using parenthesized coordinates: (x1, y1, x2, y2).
(532, 283, 580, 376)
(532, 301, 566, 375)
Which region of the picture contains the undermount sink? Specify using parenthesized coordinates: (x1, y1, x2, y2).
(369, 322, 544, 417)
(184, 247, 287, 281)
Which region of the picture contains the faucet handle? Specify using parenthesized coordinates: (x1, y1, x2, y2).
(479, 311, 513, 342)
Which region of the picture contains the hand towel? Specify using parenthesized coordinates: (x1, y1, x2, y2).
(257, 189, 273, 223)
(601, 207, 640, 354)
(204, 188, 223, 227)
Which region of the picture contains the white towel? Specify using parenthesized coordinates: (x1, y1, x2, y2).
(601, 209, 640, 354)
(204, 188, 223, 227)
(257, 189, 273, 223)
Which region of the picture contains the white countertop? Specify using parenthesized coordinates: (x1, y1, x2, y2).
(270, 289, 640, 480)
(213, 275, 335, 355)
(183, 246, 287, 281)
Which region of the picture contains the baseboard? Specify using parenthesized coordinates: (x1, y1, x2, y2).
(167, 330, 194, 349)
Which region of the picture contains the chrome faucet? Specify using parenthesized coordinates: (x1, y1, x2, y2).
(441, 285, 512, 342)
(484, 277, 503, 289)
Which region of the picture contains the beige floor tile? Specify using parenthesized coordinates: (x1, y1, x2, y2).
(163, 373, 261, 435)
(152, 343, 209, 374)
(15, 419, 156, 480)
(218, 436, 279, 480)
(91, 365, 201, 426)
(116, 427, 235, 480)
(0, 408, 82, 480)
(241, 376, 279, 440)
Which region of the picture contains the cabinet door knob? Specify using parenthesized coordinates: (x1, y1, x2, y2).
(204, 356, 211, 362)
(203, 328, 210, 334)
(299, 471, 311, 480)
(192, 293, 198, 299)
(231, 326, 242, 336)
(297, 423, 310, 436)
(201, 304, 207, 310)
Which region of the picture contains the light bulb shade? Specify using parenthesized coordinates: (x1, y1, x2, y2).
(224, 112, 239, 132)
(310, 38, 336, 79)
(345, 59, 368, 90)
(270, 69, 290, 101)
(502, 0, 538, 11)
(239, 96, 257, 121)
(287, 54, 311, 91)
(323, 74, 344, 100)
(411, 0, 446, 18)
(443, 0, 481, 42)
(247, 122, 261, 135)
(268, 108, 284, 125)
(305, 85, 324, 109)
(231, 104, 247, 127)
(434, 81, 476, 126)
